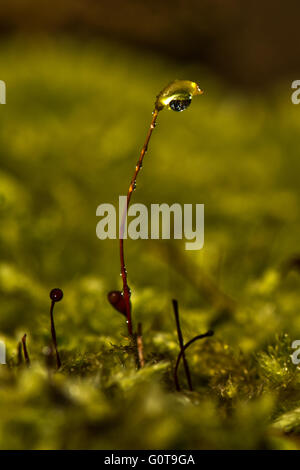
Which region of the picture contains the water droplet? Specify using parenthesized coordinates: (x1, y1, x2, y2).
(169, 98, 192, 112)
(155, 80, 203, 112)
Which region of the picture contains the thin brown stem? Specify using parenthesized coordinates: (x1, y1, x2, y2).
(22, 334, 30, 367)
(137, 322, 145, 368)
(174, 330, 214, 391)
(172, 299, 193, 390)
(50, 300, 61, 369)
(119, 109, 159, 336)
(17, 341, 23, 365)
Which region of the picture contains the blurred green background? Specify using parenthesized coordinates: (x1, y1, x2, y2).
(0, 2, 300, 450)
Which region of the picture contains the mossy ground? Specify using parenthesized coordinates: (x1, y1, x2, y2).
(0, 36, 300, 449)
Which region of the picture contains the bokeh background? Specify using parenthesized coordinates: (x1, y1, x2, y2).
(0, 0, 300, 450)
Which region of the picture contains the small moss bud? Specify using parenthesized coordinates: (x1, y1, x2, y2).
(50, 288, 63, 302)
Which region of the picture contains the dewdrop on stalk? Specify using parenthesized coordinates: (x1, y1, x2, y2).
(155, 80, 203, 112)
(108, 79, 203, 338)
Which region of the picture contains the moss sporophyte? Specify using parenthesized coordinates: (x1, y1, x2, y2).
(49, 288, 63, 369)
(6, 80, 212, 393)
(107, 80, 204, 340)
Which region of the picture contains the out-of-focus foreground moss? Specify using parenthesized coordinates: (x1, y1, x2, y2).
(0, 36, 300, 449)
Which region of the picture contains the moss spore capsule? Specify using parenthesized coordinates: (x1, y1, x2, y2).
(108, 290, 127, 316)
(50, 288, 63, 302)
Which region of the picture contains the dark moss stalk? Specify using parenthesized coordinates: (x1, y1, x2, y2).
(174, 330, 214, 391)
(22, 334, 30, 367)
(17, 341, 23, 365)
(49, 288, 63, 369)
(172, 299, 193, 390)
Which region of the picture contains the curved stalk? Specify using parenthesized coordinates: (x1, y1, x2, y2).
(22, 334, 30, 367)
(174, 330, 214, 391)
(172, 299, 193, 390)
(50, 299, 61, 369)
(119, 109, 159, 336)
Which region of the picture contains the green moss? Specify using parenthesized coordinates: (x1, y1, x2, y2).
(0, 36, 300, 449)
